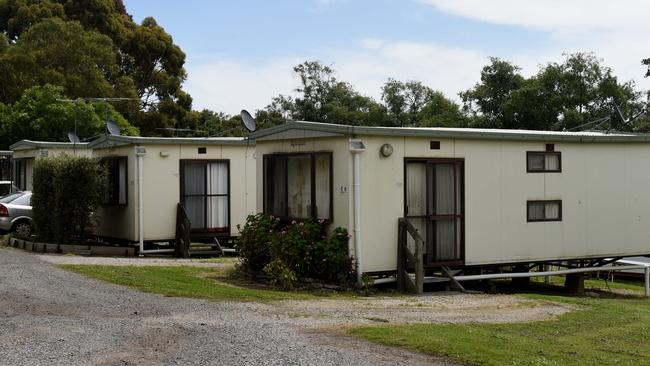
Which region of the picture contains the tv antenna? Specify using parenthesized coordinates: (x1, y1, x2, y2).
(567, 99, 647, 133)
(610, 99, 645, 130)
(57, 97, 137, 145)
(155, 127, 207, 137)
(206, 109, 257, 137)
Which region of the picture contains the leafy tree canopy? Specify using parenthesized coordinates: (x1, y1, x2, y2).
(0, 84, 138, 148)
(258, 61, 462, 129)
(462, 53, 644, 131)
(0, 0, 190, 135)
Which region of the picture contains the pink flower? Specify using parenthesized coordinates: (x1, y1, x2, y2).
(291, 220, 297, 225)
(299, 222, 304, 226)
(347, 234, 352, 239)
(317, 219, 325, 224)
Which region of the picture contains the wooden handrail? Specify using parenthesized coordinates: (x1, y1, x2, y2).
(175, 203, 191, 258)
(397, 218, 424, 294)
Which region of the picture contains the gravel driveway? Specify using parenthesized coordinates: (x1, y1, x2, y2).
(0, 248, 569, 365)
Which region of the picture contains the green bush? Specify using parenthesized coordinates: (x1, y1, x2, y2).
(235, 214, 355, 288)
(235, 213, 281, 272)
(32, 155, 106, 243)
(263, 258, 298, 290)
(32, 158, 59, 239)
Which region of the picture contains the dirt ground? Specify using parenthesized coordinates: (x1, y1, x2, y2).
(0, 247, 572, 365)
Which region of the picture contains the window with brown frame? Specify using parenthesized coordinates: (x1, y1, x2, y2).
(180, 160, 230, 234)
(13, 159, 28, 191)
(527, 200, 562, 222)
(263, 152, 332, 221)
(404, 159, 464, 266)
(527, 151, 561, 172)
(101, 157, 128, 206)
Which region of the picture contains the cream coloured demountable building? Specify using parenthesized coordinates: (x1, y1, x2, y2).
(9, 140, 91, 191)
(87, 135, 256, 251)
(250, 121, 650, 287)
(10, 136, 256, 253)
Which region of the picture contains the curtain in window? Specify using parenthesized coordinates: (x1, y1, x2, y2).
(265, 158, 287, 217)
(528, 154, 545, 171)
(183, 163, 206, 229)
(207, 162, 228, 229)
(118, 158, 127, 204)
(545, 202, 559, 219)
(25, 159, 33, 191)
(406, 163, 426, 216)
(528, 203, 544, 221)
(405, 161, 463, 263)
(435, 220, 455, 260)
(434, 164, 454, 215)
(314, 154, 331, 220)
(433, 164, 455, 260)
(545, 154, 559, 171)
(287, 156, 311, 218)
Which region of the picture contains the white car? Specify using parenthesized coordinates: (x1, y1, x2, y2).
(0, 181, 21, 197)
(0, 192, 32, 237)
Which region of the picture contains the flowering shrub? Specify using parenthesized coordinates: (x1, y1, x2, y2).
(235, 214, 354, 289)
(234, 213, 280, 272)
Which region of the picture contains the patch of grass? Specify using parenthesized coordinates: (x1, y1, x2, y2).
(350, 281, 650, 365)
(531, 275, 645, 293)
(365, 317, 390, 323)
(59, 264, 319, 302)
(195, 257, 240, 264)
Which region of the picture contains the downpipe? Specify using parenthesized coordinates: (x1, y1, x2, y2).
(135, 147, 146, 256)
(349, 139, 366, 287)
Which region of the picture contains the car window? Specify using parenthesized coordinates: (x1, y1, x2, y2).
(11, 194, 31, 206)
(0, 184, 9, 196)
(0, 193, 24, 203)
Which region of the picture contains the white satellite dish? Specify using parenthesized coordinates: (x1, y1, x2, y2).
(67, 132, 81, 143)
(240, 110, 256, 132)
(106, 120, 122, 136)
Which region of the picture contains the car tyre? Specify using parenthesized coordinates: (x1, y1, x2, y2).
(13, 221, 31, 239)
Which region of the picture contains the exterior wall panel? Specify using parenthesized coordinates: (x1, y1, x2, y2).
(257, 131, 650, 273)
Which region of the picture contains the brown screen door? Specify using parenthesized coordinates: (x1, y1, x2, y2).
(405, 159, 464, 266)
(180, 160, 230, 234)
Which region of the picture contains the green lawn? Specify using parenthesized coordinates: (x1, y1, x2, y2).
(60, 265, 320, 302)
(350, 280, 650, 366)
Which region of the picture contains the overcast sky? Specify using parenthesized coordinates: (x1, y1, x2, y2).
(124, 0, 650, 115)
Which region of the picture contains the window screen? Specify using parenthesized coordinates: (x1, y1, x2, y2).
(527, 201, 561, 222)
(102, 157, 127, 205)
(527, 152, 561, 172)
(264, 153, 332, 221)
(181, 160, 229, 233)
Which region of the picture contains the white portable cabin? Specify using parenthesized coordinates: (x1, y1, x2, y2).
(87, 135, 256, 244)
(9, 140, 91, 191)
(251, 121, 650, 275)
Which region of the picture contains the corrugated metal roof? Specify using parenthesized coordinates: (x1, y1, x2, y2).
(250, 121, 650, 143)
(87, 135, 253, 148)
(10, 140, 90, 150)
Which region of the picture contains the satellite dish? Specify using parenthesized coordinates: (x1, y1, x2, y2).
(67, 132, 81, 143)
(612, 103, 627, 127)
(106, 120, 122, 136)
(240, 110, 256, 132)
